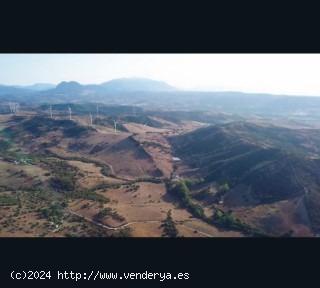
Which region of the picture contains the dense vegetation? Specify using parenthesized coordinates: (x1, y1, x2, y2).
(40, 202, 66, 225)
(162, 210, 178, 237)
(93, 207, 125, 222)
(0, 194, 19, 206)
(212, 208, 266, 236)
(0, 139, 10, 152)
(69, 189, 110, 204)
(167, 180, 205, 219)
(48, 160, 77, 192)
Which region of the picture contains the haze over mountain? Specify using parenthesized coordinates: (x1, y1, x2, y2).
(0, 85, 30, 95)
(14, 83, 56, 91)
(100, 78, 176, 92)
(1, 77, 320, 125)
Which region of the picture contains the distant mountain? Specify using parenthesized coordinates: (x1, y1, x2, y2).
(101, 78, 176, 92)
(54, 81, 83, 93)
(18, 83, 56, 91)
(0, 85, 30, 95)
(2, 79, 320, 123)
(34, 78, 177, 103)
(51, 78, 176, 94)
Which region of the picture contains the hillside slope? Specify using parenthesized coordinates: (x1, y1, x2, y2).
(170, 122, 320, 235)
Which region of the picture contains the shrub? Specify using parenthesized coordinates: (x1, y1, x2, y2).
(0, 195, 18, 206)
(40, 202, 65, 224)
(70, 189, 110, 203)
(93, 207, 125, 222)
(50, 175, 75, 191)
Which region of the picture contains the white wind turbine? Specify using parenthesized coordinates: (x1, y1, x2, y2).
(96, 104, 99, 118)
(8, 102, 13, 114)
(15, 103, 19, 114)
(89, 113, 93, 126)
(113, 119, 117, 134)
(9, 102, 17, 114)
(68, 106, 72, 120)
(49, 105, 53, 119)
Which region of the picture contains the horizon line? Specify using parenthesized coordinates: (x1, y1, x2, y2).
(1, 77, 320, 98)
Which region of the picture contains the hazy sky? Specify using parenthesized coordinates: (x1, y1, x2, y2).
(1, 54, 320, 96)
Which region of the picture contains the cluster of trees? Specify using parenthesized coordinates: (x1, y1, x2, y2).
(50, 175, 75, 192)
(49, 160, 77, 192)
(93, 207, 125, 223)
(69, 189, 110, 204)
(167, 180, 204, 219)
(167, 179, 265, 236)
(63, 125, 94, 137)
(212, 208, 265, 236)
(0, 139, 10, 153)
(133, 177, 162, 184)
(40, 201, 67, 225)
(0, 194, 19, 206)
(100, 165, 112, 177)
(124, 184, 139, 192)
(183, 178, 204, 189)
(162, 210, 178, 237)
(193, 182, 230, 203)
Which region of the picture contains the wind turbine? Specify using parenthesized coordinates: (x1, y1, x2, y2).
(113, 119, 117, 134)
(89, 113, 93, 126)
(49, 105, 53, 119)
(8, 102, 13, 114)
(68, 106, 72, 120)
(9, 102, 16, 114)
(15, 103, 19, 115)
(96, 104, 99, 118)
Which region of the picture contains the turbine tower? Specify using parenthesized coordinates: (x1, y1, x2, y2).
(89, 113, 93, 126)
(49, 105, 53, 119)
(68, 106, 72, 120)
(113, 120, 117, 134)
(15, 103, 19, 115)
(96, 104, 99, 118)
(9, 102, 17, 114)
(8, 102, 13, 114)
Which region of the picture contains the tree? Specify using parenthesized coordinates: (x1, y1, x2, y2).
(162, 210, 179, 237)
(218, 182, 230, 194)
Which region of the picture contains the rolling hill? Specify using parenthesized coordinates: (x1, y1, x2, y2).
(170, 121, 320, 235)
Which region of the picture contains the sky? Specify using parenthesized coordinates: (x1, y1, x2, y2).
(1, 54, 320, 96)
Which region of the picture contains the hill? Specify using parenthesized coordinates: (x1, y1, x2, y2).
(4, 115, 162, 179)
(170, 122, 320, 235)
